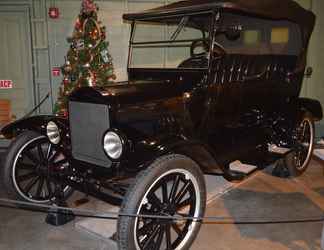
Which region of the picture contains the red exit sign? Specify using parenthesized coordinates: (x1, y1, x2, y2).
(0, 80, 13, 89)
(52, 67, 61, 77)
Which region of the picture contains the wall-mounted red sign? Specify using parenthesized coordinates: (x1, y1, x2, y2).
(0, 80, 13, 89)
(49, 7, 60, 19)
(52, 67, 61, 77)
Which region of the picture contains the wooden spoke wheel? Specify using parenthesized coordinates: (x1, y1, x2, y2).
(285, 112, 315, 176)
(1, 131, 73, 204)
(118, 154, 206, 250)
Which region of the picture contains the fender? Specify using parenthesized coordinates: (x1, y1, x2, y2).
(298, 98, 323, 121)
(127, 135, 224, 174)
(1, 115, 68, 139)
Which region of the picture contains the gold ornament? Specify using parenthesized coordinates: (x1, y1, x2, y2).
(64, 64, 72, 73)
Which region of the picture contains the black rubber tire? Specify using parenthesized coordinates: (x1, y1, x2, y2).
(0, 131, 74, 203)
(117, 154, 206, 250)
(284, 112, 315, 177)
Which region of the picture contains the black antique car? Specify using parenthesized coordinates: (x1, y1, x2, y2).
(1, 0, 323, 249)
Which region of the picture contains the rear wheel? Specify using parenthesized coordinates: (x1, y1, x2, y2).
(285, 113, 315, 177)
(0, 131, 73, 203)
(118, 154, 206, 250)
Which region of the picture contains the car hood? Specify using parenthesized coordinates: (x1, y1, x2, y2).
(69, 80, 190, 107)
(69, 80, 192, 139)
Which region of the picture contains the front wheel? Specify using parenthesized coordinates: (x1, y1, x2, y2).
(285, 112, 315, 177)
(118, 154, 206, 250)
(0, 131, 74, 204)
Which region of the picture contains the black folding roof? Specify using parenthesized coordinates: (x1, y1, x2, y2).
(123, 0, 315, 42)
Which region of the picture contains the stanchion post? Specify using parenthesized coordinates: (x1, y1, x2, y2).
(45, 181, 75, 226)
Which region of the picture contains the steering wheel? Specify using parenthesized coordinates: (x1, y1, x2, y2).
(213, 42, 226, 59)
(190, 40, 209, 58)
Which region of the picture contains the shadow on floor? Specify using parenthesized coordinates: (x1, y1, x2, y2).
(193, 160, 324, 250)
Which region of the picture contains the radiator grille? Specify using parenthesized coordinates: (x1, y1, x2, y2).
(69, 101, 112, 168)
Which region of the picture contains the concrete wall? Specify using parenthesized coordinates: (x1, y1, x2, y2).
(0, 0, 178, 115)
(0, 0, 324, 134)
(0, 0, 53, 115)
(298, 0, 324, 134)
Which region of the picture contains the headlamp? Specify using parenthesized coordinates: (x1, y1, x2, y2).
(46, 121, 61, 144)
(103, 131, 123, 160)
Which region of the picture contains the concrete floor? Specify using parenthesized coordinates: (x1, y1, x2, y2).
(0, 154, 324, 250)
(192, 159, 324, 250)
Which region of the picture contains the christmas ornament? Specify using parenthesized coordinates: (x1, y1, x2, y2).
(74, 39, 85, 50)
(63, 78, 70, 85)
(64, 61, 72, 73)
(63, 110, 68, 117)
(75, 18, 82, 29)
(100, 49, 109, 63)
(83, 70, 96, 87)
(71, 74, 77, 81)
(83, 63, 91, 69)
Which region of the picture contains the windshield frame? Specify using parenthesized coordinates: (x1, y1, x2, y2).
(127, 12, 214, 71)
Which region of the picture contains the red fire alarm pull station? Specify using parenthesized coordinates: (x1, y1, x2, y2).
(0, 80, 13, 89)
(49, 7, 59, 19)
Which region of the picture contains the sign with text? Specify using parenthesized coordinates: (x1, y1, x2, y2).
(0, 80, 13, 89)
(52, 67, 61, 77)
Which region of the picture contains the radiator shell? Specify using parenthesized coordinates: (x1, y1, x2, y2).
(69, 101, 112, 168)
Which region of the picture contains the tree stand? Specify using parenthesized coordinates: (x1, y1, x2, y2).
(46, 183, 75, 226)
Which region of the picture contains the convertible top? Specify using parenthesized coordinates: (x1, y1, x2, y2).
(123, 0, 315, 44)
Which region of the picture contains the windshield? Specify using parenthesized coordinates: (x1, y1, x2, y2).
(129, 14, 211, 69)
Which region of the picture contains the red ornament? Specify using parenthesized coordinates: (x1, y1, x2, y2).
(62, 109, 69, 118)
(63, 78, 70, 85)
(75, 18, 82, 29)
(48, 7, 60, 19)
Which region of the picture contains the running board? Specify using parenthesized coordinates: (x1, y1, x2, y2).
(229, 160, 258, 174)
(224, 161, 258, 181)
(314, 149, 324, 161)
(268, 144, 291, 155)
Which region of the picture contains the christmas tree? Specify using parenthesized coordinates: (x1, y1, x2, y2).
(54, 0, 116, 116)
